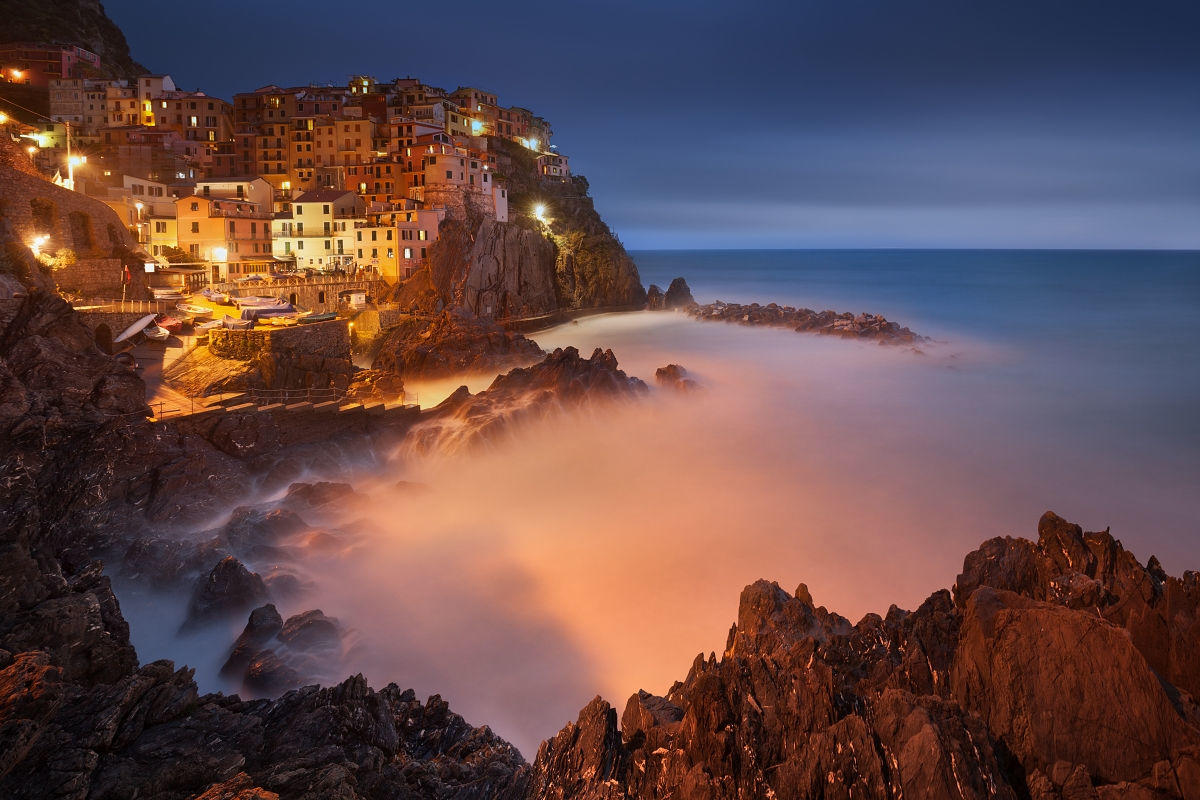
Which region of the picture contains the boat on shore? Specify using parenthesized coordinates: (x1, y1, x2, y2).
(176, 302, 212, 318)
(230, 295, 286, 308)
(143, 324, 170, 342)
(155, 314, 184, 334)
(298, 312, 339, 324)
(151, 287, 187, 301)
(221, 317, 254, 330)
(195, 319, 223, 331)
(199, 287, 230, 304)
(113, 313, 158, 344)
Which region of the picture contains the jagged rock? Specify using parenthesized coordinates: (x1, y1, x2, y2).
(406, 346, 647, 453)
(688, 299, 927, 345)
(184, 557, 269, 628)
(222, 507, 307, 554)
(121, 535, 228, 589)
(663, 277, 696, 310)
(654, 363, 700, 392)
(283, 481, 362, 511)
(371, 309, 544, 379)
(528, 513, 1200, 799)
(645, 284, 665, 310)
(278, 610, 341, 650)
(220, 604, 284, 680)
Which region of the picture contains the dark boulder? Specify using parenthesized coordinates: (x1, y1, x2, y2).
(184, 557, 269, 628)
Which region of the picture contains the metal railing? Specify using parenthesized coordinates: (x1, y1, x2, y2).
(72, 297, 175, 313)
(144, 386, 417, 420)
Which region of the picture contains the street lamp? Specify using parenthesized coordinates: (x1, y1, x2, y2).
(30, 234, 49, 256)
(66, 154, 86, 190)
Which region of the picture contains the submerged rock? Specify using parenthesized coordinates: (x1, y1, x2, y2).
(655, 363, 700, 392)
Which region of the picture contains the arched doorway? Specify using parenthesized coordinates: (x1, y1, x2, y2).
(94, 323, 113, 354)
(289, 292, 298, 305)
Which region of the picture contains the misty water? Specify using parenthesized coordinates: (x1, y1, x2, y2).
(118, 249, 1200, 758)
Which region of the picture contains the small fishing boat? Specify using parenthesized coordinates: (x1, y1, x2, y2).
(298, 312, 338, 324)
(221, 317, 254, 330)
(151, 287, 187, 301)
(268, 315, 299, 326)
(199, 287, 230, 304)
(230, 294, 285, 308)
(176, 302, 212, 318)
(155, 314, 184, 334)
(143, 324, 170, 342)
(113, 313, 158, 344)
(195, 318, 223, 331)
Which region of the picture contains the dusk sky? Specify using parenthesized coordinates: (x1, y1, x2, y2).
(104, 0, 1200, 250)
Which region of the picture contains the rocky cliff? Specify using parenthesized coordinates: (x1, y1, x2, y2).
(0, 0, 148, 78)
(390, 138, 645, 319)
(527, 511, 1200, 799)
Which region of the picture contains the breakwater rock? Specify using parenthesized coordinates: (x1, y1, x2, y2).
(689, 300, 927, 345)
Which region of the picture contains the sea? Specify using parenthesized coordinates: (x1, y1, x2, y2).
(120, 248, 1200, 758)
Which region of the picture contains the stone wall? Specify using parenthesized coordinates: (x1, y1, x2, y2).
(75, 309, 149, 353)
(208, 319, 351, 361)
(0, 137, 149, 299)
(220, 279, 388, 313)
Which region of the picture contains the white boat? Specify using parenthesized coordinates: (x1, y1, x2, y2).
(195, 318, 223, 331)
(151, 287, 187, 301)
(176, 302, 212, 318)
(143, 324, 171, 342)
(113, 313, 158, 344)
(199, 287, 230, 304)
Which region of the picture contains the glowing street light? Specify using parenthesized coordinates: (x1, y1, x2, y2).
(65, 153, 86, 191)
(212, 247, 228, 262)
(26, 145, 36, 156)
(533, 204, 547, 222)
(30, 234, 49, 256)
(0, 112, 7, 124)
(528, 138, 540, 151)
(11, 69, 23, 80)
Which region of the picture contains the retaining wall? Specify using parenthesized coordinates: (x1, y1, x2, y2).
(208, 318, 351, 361)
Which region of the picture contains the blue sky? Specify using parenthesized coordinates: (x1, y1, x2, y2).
(104, 0, 1200, 249)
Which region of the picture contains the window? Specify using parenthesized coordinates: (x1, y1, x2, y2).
(386, 229, 392, 240)
(229, 221, 236, 234)
(404, 247, 412, 259)
(419, 229, 427, 241)
(445, 170, 453, 179)
(325, 240, 331, 250)
(297, 240, 304, 250)
(322, 204, 330, 214)
(155, 221, 167, 233)
(294, 205, 302, 214)
(387, 248, 394, 259)
(190, 202, 199, 211)
(190, 222, 199, 233)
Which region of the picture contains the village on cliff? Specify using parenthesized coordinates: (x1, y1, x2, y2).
(2, 44, 568, 285)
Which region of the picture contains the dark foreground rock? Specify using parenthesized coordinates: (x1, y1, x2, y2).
(371, 309, 546, 379)
(688, 299, 927, 345)
(405, 346, 647, 453)
(527, 512, 1200, 799)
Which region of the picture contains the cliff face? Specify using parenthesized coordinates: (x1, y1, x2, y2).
(0, 0, 148, 78)
(527, 512, 1200, 799)
(399, 138, 646, 320)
